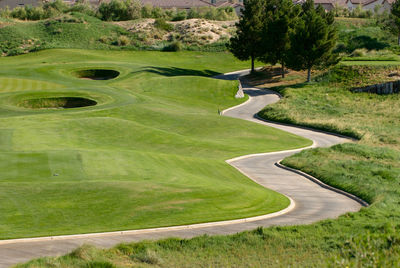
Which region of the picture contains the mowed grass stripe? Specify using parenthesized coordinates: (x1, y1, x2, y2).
(0, 77, 64, 92)
(0, 129, 13, 150)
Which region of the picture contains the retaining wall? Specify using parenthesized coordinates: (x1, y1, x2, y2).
(352, 80, 400, 95)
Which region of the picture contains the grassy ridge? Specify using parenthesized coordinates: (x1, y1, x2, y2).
(1, 16, 398, 57)
(0, 13, 232, 56)
(0, 49, 310, 239)
(0, 13, 129, 56)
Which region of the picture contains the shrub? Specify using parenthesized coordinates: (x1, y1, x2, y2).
(68, 3, 96, 17)
(126, 0, 142, 20)
(9, 5, 47, 21)
(154, 18, 173, 31)
(141, 4, 153, 18)
(172, 10, 187, 21)
(98, 0, 125, 21)
(10, 7, 27, 20)
(163, 41, 182, 51)
(25, 6, 46, 20)
(132, 249, 162, 265)
(151, 7, 165, 18)
(350, 48, 368, 57)
(97, 0, 141, 21)
(187, 8, 199, 19)
(43, 0, 69, 13)
(117, 35, 130, 46)
(99, 36, 110, 44)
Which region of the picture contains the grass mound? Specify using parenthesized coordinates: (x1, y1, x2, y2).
(74, 69, 120, 80)
(19, 97, 97, 109)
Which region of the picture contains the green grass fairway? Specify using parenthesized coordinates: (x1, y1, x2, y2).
(0, 49, 311, 239)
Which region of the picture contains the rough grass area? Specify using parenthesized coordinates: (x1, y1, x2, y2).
(258, 65, 400, 144)
(19, 63, 400, 268)
(0, 49, 310, 239)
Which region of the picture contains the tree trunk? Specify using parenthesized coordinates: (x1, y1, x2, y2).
(398, 34, 400, 46)
(251, 55, 255, 73)
(281, 60, 285, 78)
(307, 68, 311, 83)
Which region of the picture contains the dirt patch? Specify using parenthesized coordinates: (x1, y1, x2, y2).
(113, 19, 235, 46)
(75, 69, 120, 80)
(19, 97, 97, 109)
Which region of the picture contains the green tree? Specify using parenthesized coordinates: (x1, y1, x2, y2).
(286, 0, 338, 82)
(126, 0, 141, 20)
(228, 0, 264, 73)
(98, 0, 141, 21)
(261, 0, 299, 78)
(389, 0, 400, 45)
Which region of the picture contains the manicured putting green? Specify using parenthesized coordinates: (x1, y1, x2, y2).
(0, 49, 312, 239)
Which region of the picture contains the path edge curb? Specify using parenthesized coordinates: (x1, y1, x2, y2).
(275, 161, 369, 207)
(0, 198, 295, 245)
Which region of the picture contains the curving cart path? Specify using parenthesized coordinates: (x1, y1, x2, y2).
(0, 70, 365, 268)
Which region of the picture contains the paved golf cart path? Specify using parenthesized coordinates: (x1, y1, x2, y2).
(0, 70, 365, 267)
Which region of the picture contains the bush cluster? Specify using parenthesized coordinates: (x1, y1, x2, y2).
(154, 18, 174, 31)
(1, 0, 72, 20)
(98, 0, 141, 21)
(0, 0, 237, 22)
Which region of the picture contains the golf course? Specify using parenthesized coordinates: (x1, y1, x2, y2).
(0, 49, 311, 239)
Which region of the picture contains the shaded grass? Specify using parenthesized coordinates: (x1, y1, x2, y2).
(0, 49, 310, 239)
(335, 18, 397, 54)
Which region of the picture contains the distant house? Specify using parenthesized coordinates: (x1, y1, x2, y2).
(0, 0, 78, 9)
(0, 0, 41, 9)
(3, 0, 392, 16)
(215, 1, 244, 15)
(140, 0, 213, 9)
(314, 0, 336, 11)
(294, 0, 348, 11)
(346, 0, 394, 12)
(140, 0, 243, 15)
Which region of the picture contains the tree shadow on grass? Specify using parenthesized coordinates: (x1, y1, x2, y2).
(131, 66, 220, 77)
(268, 82, 309, 93)
(344, 35, 389, 53)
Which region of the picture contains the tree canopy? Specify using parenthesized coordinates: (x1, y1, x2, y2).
(389, 0, 400, 45)
(286, 1, 337, 82)
(261, 0, 298, 78)
(228, 0, 265, 72)
(229, 0, 338, 82)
